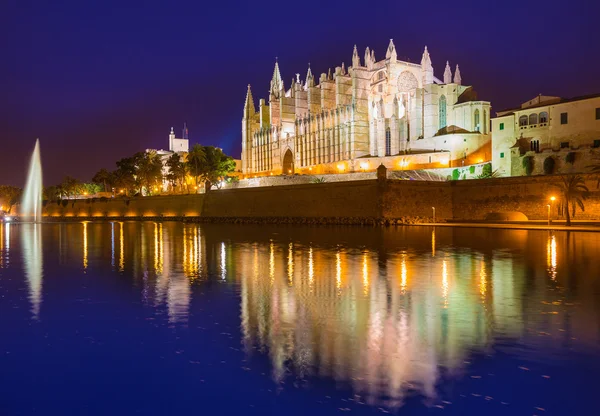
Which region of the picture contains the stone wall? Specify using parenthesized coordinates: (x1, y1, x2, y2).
(452, 175, 600, 220)
(42, 174, 600, 223)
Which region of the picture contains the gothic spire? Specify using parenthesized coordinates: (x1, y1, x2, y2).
(270, 59, 283, 97)
(453, 64, 462, 85)
(305, 63, 314, 88)
(341, 62, 346, 75)
(327, 67, 332, 80)
(352, 44, 360, 68)
(443, 61, 452, 84)
(364, 47, 371, 69)
(421, 46, 434, 85)
(386, 39, 397, 61)
(244, 84, 255, 117)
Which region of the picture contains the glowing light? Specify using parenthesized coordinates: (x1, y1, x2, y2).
(400, 255, 407, 292)
(362, 251, 369, 295)
(398, 159, 410, 168)
(359, 162, 369, 171)
(335, 249, 341, 291)
(442, 259, 448, 307)
(337, 163, 345, 172)
(82, 222, 88, 271)
(550, 196, 556, 202)
(479, 259, 487, 299)
(119, 222, 124, 272)
(287, 242, 294, 286)
(309, 167, 313, 171)
(309, 246, 314, 286)
(220, 242, 226, 280)
(288, 169, 292, 174)
(547, 233, 557, 280)
(431, 228, 436, 257)
(269, 241, 275, 285)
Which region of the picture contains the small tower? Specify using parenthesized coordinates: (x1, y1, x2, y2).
(304, 64, 314, 89)
(453, 64, 462, 85)
(270, 59, 283, 99)
(182, 121, 189, 140)
(421, 46, 434, 85)
(352, 44, 361, 68)
(385, 39, 397, 62)
(443, 61, 452, 84)
(364, 47, 372, 70)
(168, 127, 175, 152)
(242, 84, 256, 173)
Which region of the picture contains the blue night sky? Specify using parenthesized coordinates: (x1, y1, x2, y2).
(1, 0, 599, 186)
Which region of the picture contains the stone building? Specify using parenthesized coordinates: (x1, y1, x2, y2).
(242, 40, 492, 176)
(492, 94, 600, 176)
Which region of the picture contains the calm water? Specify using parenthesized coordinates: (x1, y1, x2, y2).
(1, 222, 600, 415)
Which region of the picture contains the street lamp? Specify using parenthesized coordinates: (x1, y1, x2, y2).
(432, 206, 436, 224)
(549, 196, 556, 225)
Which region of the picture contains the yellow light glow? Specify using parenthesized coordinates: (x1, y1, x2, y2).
(82, 222, 88, 270)
(335, 249, 341, 291)
(400, 255, 407, 292)
(477, 159, 484, 164)
(288, 169, 292, 174)
(119, 222, 124, 272)
(550, 196, 556, 202)
(269, 241, 275, 285)
(442, 259, 448, 308)
(479, 259, 486, 299)
(287, 242, 294, 286)
(309, 246, 314, 286)
(309, 167, 312, 171)
(547, 233, 557, 280)
(362, 252, 369, 295)
(359, 162, 369, 171)
(337, 164, 345, 172)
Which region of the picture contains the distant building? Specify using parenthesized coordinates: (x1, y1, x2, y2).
(242, 40, 492, 176)
(146, 123, 190, 192)
(492, 94, 600, 176)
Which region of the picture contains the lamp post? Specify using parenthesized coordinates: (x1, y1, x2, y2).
(547, 204, 551, 226)
(432, 207, 436, 224)
(549, 196, 556, 225)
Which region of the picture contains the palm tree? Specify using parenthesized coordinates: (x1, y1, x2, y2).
(186, 144, 206, 188)
(552, 174, 589, 226)
(92, 168, 113, 192)
(588, 154, 600, 188)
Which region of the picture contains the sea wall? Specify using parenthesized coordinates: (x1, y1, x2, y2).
(452, 174, 600, 220)
(42, 174, 600, 222)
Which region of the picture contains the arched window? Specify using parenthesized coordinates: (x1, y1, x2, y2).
(385, 128, 391, 156)
(377, 71, 385, 81)
(519, 115, 528, 127)
(483, 110, 488, 134)
(539, 112, 548, 123)
(474, 109, 480, 132)
(439, 95, 447, 129)
(529, 113, 538, 125)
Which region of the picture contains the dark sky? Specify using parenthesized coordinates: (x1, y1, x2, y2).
(2, 0, 599, 186)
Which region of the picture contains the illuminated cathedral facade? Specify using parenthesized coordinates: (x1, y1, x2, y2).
(242, 40, 492, 175)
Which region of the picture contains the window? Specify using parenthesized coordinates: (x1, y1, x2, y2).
(539, 111, 548, 123)
(596, 108, 600, 120)
(500, 152, 505, 158)
(378, 84, 383, 93)
(593, 139, 600, 148)
(529, 113, 538, 125)
(499, 122, 504, 130)
(561, 112, 568, 124)
(519, 115, 528, 127)
(378, 71, 385, 81)
(439, 95, 447, 129)
(560, 142, 569, 149)
(385, 128, 391, 156)
(474, 109, 480, 132)
(483, 110, 488, 133)
(530, 140, 540, 153)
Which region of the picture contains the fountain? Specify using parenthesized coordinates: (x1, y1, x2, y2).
(21, 139, 43, 222)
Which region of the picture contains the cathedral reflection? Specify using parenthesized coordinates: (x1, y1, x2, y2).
(237, 239, 525, 408)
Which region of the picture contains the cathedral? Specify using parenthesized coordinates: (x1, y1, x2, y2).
(242, 40, 492, 175)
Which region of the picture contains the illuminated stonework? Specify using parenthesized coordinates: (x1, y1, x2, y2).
(242, 41, 492, 175)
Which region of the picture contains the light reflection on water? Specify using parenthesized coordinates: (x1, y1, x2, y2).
(2, 223, 600, 413)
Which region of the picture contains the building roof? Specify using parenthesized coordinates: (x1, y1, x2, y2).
(496, 92, 600, 117)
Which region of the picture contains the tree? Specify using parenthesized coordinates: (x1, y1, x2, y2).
(113, 155, 138, 195)
(135, 151, 164, 195)
(60, 176, 84, 199)
(0, 185, 22, 213)
(522, 156, 534, 176)
(186, 144, 206, 187)
(92, 168, 113, 192)
(83, 183, 102, 196)
(43, 185, 62, 201)
(200, 146, 236, 190)
(166, 153, 187, 193)
(551, 174, 589, 226)
(588, 154, 600, 188)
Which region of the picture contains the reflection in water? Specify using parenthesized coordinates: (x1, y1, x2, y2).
(21, 223, 43, 319)
(9, 223, 600, 412)
(0, 223, 9, 268)
(547, 232, 557, 280)
(82, 222, 88, 270)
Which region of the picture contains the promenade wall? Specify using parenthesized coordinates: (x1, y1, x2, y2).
(42, 174, 600, 222)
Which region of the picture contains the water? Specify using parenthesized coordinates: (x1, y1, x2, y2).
(1, 222, 600, 415)
(20, 139, 43, 222)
